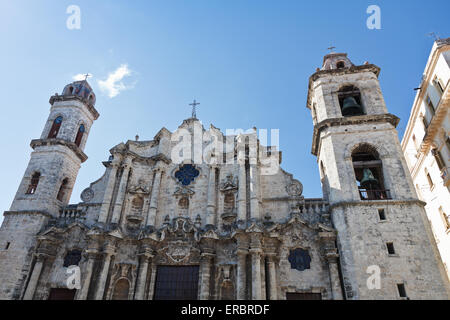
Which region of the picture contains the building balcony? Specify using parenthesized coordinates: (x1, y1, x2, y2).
(359, 189, 392, 201)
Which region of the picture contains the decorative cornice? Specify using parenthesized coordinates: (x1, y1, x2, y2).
(3, 210, 53, 218)
(30, 138, 88, 163)
(49, 94, 100, 120)
(329, 198, 426, 211)
(311, 114, 400, 156)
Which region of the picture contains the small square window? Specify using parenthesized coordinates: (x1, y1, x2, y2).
(378, 209, 386, 221)
(387, 242, 396, 255)
(397, 283, 407, 298)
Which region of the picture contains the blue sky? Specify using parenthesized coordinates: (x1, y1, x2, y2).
(0, 0, 449, 222)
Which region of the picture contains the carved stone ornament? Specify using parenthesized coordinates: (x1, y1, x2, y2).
(220, 174, 238, 192)
(80, 188, 94, 202)
(127, 179, 150, 194)
(286, 180, 303, 197)
(173, 186, 195, 198)
(166, 241, 191, 263)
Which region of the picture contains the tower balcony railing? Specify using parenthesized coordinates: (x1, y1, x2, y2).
(359, 188, 392, 201)
(58, 205, 86, 222)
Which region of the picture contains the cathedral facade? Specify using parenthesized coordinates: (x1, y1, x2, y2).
(0, 53, 449, 300)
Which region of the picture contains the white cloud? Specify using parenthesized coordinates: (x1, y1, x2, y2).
(72, 73, 93, 81)
(98, 64, 133, 98)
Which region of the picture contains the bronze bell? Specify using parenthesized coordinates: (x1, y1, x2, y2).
(342, 96, 363, 116)
(360, 168, 379, 190)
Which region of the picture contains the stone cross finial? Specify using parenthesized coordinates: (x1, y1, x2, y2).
(189, 99, 200, 119)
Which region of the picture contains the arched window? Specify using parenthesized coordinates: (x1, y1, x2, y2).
(26, 172, 41, 194)
(112, 279, 130, 300)
(352, 144, 389, 200)
(63, 250, 82, 267)
(48, 116, 63, 139)
(74, 124, 85, 147)
(336, 61, 345, 69)
(131, 196, 144, 215)
(338, 86, 364, 117)
(57, 178, 69, 201)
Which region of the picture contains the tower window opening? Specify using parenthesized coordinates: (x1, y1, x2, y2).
(397, 283, 407, 298)
(352, 145, 389, 200)
(26, 172, 41, 194)
(338, 86, 364, 117)
(74, 124, 85, 148)
(66, 86, 74, 95)
(57, 178, 69, 201)
(378, 209, 386, 221)
(336, 61, 345, 69)
(386, 242, 396, 255)
(5, 242, 10, 250)
(48, 116, 63, 139)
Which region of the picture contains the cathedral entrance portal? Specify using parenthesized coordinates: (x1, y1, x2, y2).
(153, 266, 199, 300)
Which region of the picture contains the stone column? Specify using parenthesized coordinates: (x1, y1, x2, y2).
(98, 160, 119, 223)
(146, 168, 163, 227)
(199, 253, 215, 300)
(320, 232, 343, 300)
(267, 254, 278, 300)
(250, 248, 262, 300)
(76, 250, 98, 300)
(236, 249, 247, 300)
(237, 164, 247, 222)
(260, 254, 266, 300)
(94, 245, 115, 300)
(327, 254, 344, 300)
(249, 164, 260, 220)
(135, 250, 153, 300)
(147, 262, 157, 300)
(23, 254, 46, 300)
(206, 166, 217, 227)
(111, 158, 132, 224)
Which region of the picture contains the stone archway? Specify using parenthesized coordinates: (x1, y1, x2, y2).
(111, 278, 130, 300)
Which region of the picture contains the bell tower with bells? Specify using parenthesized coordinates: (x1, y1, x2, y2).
(307, 52, 449, 299)
(0, 78, 99, 299)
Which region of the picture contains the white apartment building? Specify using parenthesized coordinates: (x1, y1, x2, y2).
(402, 37, 450, 281)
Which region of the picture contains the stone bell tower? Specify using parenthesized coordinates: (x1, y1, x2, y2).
(307, 52, 449, 299)
(0, 79, 99, 299)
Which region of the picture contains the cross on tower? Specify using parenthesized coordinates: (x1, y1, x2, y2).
(84, 73, 91, 81)
(189, 99, 200, 119)
(327, 45, 336, 53)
